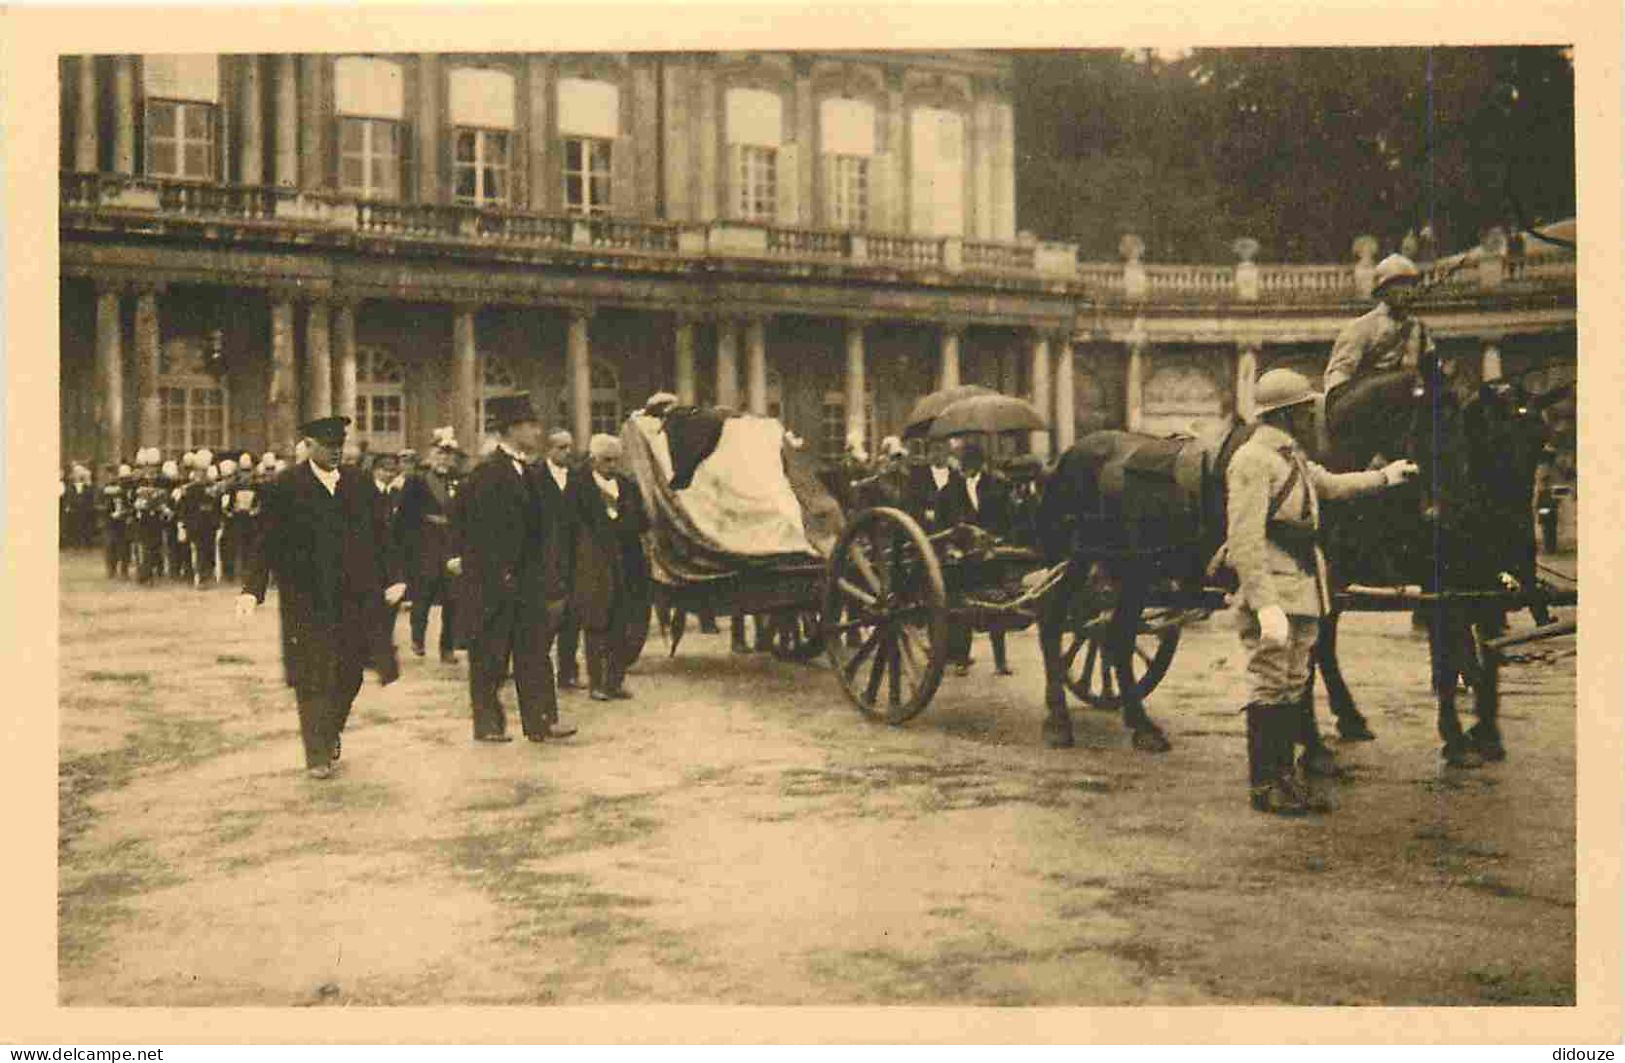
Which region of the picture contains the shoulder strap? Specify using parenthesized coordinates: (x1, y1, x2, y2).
(1266, 452, 1302, 522)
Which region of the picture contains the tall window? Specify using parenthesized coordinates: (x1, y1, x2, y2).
(142, 56, 219, 181)
(451, 67, 516, 207)
(829, 156, 869, 230)
(478, 354, 519, 438)
(910, 107, 966, 237)
(727, 87, 784, 223)
(736, 145, 777, 221)
(563, 138, 612, 216)
(556, 361, 623, 437)
(821, 98, 876, 230)
(820, 390, 875, 464)
(338, 118, 403, 200)
(157, 335, 227, 454)
(558, 77, 619, 216)
(353, 347, 405, 453)
(335, 56, 406, 200)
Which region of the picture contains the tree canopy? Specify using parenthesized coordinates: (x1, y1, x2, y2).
(1012, 47, 1576, 263)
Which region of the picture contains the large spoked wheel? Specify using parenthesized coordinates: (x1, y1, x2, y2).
(1060, 607, 1181, 710)
(822, 507, 949, 723)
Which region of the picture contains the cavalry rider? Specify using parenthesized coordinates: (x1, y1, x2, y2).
(1223, 369, 1418, 816)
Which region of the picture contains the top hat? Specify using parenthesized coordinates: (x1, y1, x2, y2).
(483, 392, 541, 431)
(299, 415, 352, 446)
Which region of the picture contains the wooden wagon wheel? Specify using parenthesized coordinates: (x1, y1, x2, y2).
(769, 607, 826, 662)
(1060, 606, 1181, 710)
(821, 507, 949, 723)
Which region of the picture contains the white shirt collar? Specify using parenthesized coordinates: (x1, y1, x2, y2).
(497, 442, 528, 473)
(548, 460, 570, 486)
(593, 470, 620, 498)
(931, 465, 949, 487)
(309, 460, 340, 495)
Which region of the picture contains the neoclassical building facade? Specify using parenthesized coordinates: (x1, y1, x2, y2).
(58, 50, 1577, 470)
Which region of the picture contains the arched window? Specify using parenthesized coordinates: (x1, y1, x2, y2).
(478, 353, 520, 439)
(157, 333, 228, 456)
(353, 346, 404, 453)
(556, 360, 623, 438)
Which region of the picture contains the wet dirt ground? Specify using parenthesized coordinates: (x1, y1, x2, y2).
(57, 550, 1577, 1006)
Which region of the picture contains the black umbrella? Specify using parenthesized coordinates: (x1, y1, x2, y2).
(926, 394, 1046, 438)
(902, 385, 999, 439)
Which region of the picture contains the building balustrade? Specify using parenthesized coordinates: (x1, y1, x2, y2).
(61, 170, 1576, 307)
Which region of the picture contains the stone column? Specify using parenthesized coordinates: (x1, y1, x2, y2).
(75, 56, 99, 173)
(1028, 330, 1052, 458)
(1235, 343, 1260, 422)
(303, 301, 332, 421)
(1125, 338, 1147, 432)
(1053, 334, 1075, 453)
(112, 56, 135, 175)
(239, 55, 264, 186)
(134, 287, 162, 449)
(452, 306, 479, 454)
(298, 55, 323, 188)
(332, 302, 358, 427)
(938, 323, 961, 391)
(674, 315, 697, 405)
(274, 55, 298, 187)
(1481, 340, 1504, 382)
(568, 308, 592, 448)
(268, 296, 299, 449)
(94, 284, 124, 464)
(715, 320, 739, 409)
(745, 317, 769, 416)
(417, 54, 442, 203)
(845, 320, 867, 453)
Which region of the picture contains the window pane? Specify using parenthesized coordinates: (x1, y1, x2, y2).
(183, 104, 210, 139)
(590, 140, 611, 172)
(340, 119, 363, 152)
(488, 132, 509, 159)
(565, 139, 582, 170)
(454, 166, 477, 201)
(375, 121, 398, 153)
(565, 174, 583, 209)
(455, 130, 476, 163)
(183, 144, 210, 178)
(483, 166, 504, 203)
(590, 175, 610, 209)
(148, 103, 176, 138)
(340, 157, 365, 190)
(149, 142, 178, 176)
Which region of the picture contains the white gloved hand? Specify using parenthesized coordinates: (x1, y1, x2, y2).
(445, 557, 463, 577)
(234, 593, 258, 618)
(1381, 460, 1420, 486)
(1498, 571, 1522, 594)
(1257, 604, 1290, 647)
(384, 582, 408, 607)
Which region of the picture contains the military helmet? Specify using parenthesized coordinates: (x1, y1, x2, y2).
(219, 459, 238, 476)
(1372, 253, 1421, 293)
(1252, 368, 1318, 417)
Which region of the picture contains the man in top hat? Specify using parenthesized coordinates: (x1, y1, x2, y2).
(936, 439, 1015, 676)
(236, 416, 405, 779)
(1221, 369, 1417, 815)
(447, 393, 577, 743)
(396, 428, 463, 663)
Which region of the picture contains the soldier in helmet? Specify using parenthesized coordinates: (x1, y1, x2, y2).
(164, 457, 190, 581)
(1220, 369, 1418, 816)
(176, 449, 221, 588)
(100, 462, 135, 578)
(1323, 253, 1438, 423)
(130, 449, 170, 584)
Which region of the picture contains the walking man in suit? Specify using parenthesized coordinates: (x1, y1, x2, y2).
(573, 434, 650, 702)
(396, 431, 462, 663)
(447, 393, 576, 744)
(539, 428, 584, 690)
(236, 416, 406, 779)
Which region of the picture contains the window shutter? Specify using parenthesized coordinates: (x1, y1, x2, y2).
(611, 133, 634, 215)
(328, 117, 341, 190)
(399, 124, 414, 203)
(507, 129, 524, 208)
(725, 143, 742, 220)
(775, 142, 799, 225)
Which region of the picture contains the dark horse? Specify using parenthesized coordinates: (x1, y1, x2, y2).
(1032, 368, 1555, 762)
(1313, 368, 1557, 766)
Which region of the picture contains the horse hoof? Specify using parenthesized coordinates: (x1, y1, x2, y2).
(1441, 745, 1485, 769)
(1336, 718, 1377, 742)
(1042, 721, 1075, 749)
(1132, 728, 1172, 753)
(1475, 742, 1507, 763)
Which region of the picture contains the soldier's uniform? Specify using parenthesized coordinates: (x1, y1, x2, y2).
(176, 452, 222, 588)
(1222, 369, 1410, 815)
(130, 463, 170, 584)
(220, 455, 264, 581)
(1323, 253, 1436, 440)
(99, 465, 134, 578)
(163, 460, 190, 581)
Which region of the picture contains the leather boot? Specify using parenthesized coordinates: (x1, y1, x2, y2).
(1251, 704, 1310, 816)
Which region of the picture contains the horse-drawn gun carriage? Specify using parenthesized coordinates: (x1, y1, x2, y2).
(619, 367, 1576, 766)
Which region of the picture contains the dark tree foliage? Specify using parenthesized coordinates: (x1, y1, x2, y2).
(1012, 47, 1575, 262)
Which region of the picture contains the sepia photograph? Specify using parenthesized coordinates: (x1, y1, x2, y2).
(10, 3, 1619, 1043)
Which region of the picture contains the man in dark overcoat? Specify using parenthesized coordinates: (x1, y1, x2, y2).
(936, 439, 1015, 676)
(572, 433, 650, 702)
(537, 428, 584, 688)
(236, 416, 405, 779)
(395, 433, 463, 662)
(447, 393, 576, 743)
